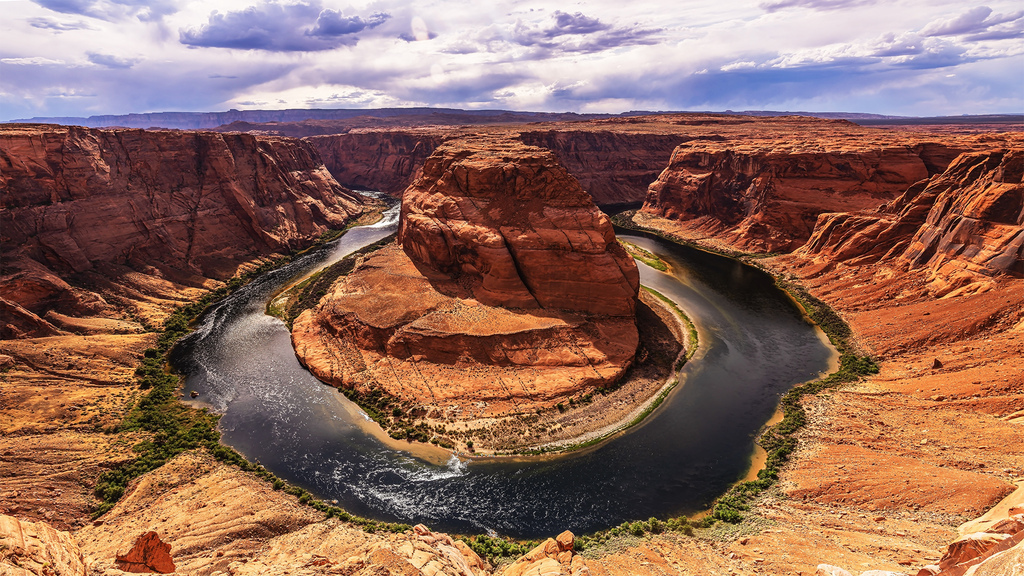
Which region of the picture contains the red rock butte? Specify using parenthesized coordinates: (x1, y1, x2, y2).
(292, 136, 641, 417)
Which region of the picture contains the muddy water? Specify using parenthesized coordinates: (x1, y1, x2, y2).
(170, 212, 834, 538)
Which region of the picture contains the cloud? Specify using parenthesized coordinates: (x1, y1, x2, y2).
(921, 6, 1024, 37)
(1, 57, 67, 65)
(546, 11, 609, 36)
(759, 0, 875, 13)
(179, 1, 389, 51)
(309, 9, 388, 37)
(28, 17, 94, 31)
(31, 0, 179, 22)
(87, 52, 139, 68)
(510, 10, 660, 53)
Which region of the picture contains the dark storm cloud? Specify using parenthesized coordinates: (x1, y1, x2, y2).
(87, 52, 139, 68)
(28, 17, 94, 31)
(179, 1, 390, 52)
(511, 10, 659, 52)
(921, 6, 1024, 37)
(32, 0, 179, 22)
(759, 0, 875, 13)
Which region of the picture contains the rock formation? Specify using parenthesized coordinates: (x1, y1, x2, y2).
(0, 514, 87, 576)
(309, 131, 445, 195)
(309, 129, 681, 206)
(641, 144, 933, 252)
(293, 136, 639, 417)
(518, 130, 684, 205)
(501, 530, 589, 576)
(114, 531, 175, 573)
(799, 150, 1023, 296)
(0, 124, 366, 337)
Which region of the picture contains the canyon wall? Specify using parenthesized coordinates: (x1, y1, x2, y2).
(641, 144, 934, 252)
(308, 128, 682, 205)
(799, 149, 1023, 296)
(308, 131, 445, 195)
(0, 124, 366, 338)
(518, 130, 684, 205)
(293, 135, 640, 417)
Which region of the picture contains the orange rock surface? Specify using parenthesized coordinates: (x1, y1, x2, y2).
(399, 136, 640, 316)
(0, 123, 368, 534)
(636, 118, 1022, 252)
(800, 149, 1023, 296)
(294, 136, 639, 416)
(0, 124, 366, 337)
(114, 531, 175, 573)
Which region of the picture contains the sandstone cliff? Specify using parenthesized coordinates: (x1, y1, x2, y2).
(398, 136, 640, 316)
(800, 150, 1023, 296)
(641, 144, 933, 252)
(309, 129, 680, 206)
(308, 131, 445, 195)
(0, 124, 366, 338)
(518, 130, 683, 205)
(293, 136, 640, 421)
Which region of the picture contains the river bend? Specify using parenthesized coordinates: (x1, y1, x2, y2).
(170, 206, 834, 537)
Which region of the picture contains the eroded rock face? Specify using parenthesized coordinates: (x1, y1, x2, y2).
(642, 145, 932, 252)
(309, 131, 444, 195)
(0, 514, 87, 576)
(399, 137, 640, 316)
(799, 150, 1023, 296)
(293, 136, 639, 416)
(1, 125, 364, 279)
(0, 124, 366, 337)
(518, 130, 683, 205)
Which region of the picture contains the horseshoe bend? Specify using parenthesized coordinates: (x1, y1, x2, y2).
(287, 136, 698, 453)
(1, 114, 1023, 576)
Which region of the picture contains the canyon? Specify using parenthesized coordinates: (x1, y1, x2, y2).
(1, 114, 1023, 576)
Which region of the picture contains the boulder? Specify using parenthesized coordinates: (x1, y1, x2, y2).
(114, 531, 176, 573)
(939, 532, 1011, 571)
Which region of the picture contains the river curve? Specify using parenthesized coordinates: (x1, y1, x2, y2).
(170, 205, 834, 538)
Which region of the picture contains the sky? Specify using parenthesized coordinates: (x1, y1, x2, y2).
(1, 0, 1022, 120)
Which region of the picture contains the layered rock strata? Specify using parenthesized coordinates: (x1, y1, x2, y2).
(308, 131, 445, 195)
(0, 124, 367, 532)
(517, 130, 684, 205)
(0, 124, 366, 337)
(293, 136, 639, 416)
(641, 144, 933, 252)
(799, 150, 1023, 296)
(310, 129, 681, 205)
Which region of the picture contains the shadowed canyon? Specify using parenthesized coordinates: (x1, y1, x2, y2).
(1, 113, 1023, 576)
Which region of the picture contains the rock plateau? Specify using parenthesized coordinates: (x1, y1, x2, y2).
(292, 135, 640, 419)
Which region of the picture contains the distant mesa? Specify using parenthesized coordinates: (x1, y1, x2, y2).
(291, 135, 641, 419)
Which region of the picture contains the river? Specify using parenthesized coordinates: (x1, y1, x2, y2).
(170, 205, 835, 538)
